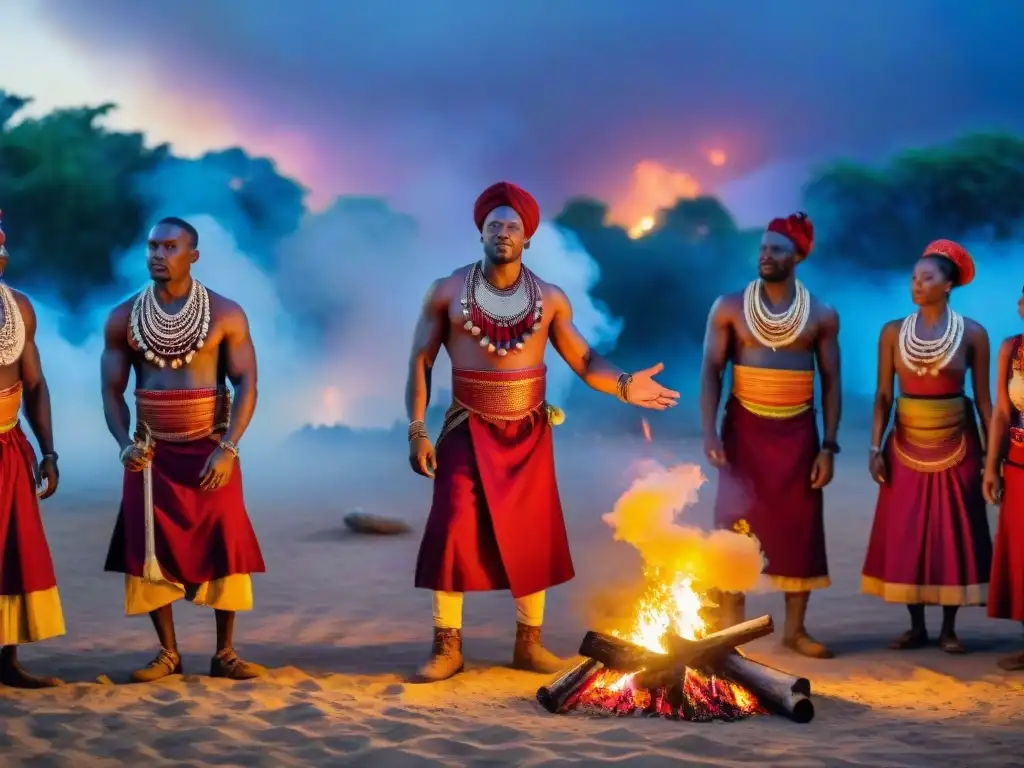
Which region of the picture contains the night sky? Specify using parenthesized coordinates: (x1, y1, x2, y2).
(6, 0, 1024, 222)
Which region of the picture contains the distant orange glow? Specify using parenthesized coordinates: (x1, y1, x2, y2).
(608, 160, 701, 240)
(628, 215, 656, 240)
(706, 149, 727, 167)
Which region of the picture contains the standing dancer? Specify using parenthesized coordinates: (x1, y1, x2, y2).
(101, 217, 267, 682)
(0, 210, 66, 688)
(982, 284, 1024, 671)
(701, 212, 841, 659)
(862, 240, 992, 653)
(406, 182, 680, 682)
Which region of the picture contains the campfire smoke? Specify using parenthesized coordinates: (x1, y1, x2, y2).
(602, 461, 766, 596)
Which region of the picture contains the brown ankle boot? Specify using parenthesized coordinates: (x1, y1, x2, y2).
(410, 627, 464, 683)
(511, 623, 564, 674)
(210, 648, 268, 680)
(131, 647, 182, 683)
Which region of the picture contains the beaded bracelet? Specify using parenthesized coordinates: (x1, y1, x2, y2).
(408, 420, 429, 443)
(615, 373, 633, 403)
(218, 439, 240, 458)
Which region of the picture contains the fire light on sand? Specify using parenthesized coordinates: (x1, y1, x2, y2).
(573, 461, 770, 720)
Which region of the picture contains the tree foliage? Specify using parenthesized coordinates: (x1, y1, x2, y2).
(803, 133, 1024, 269)
(0, 92, 168, 306)
(0, 91, 307, 311)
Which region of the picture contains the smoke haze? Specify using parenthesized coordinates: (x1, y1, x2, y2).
(601, 461, 766, 594)
(24, 160, 623, 489)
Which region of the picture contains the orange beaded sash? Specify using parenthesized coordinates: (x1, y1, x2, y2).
(135, 388, 231, 443)
(452, 366, 546, 421)
(439, 367, 547, 445)
(892, 395, 967, 473)
(0, 381, 22, 434)
(731, 365, 814, 418)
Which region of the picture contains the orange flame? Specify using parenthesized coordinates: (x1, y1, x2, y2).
(706, 149, 727, 167)
(610, 160, 701, 240)
(575, 462, 768, 720)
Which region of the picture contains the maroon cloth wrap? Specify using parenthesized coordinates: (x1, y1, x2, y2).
(862, 371, 991, 605)
(766, 212, 814, 256)
(0, 425, 59, 597)
(473, 181, 540, 239)
(989, 433, 1024, 621)
(105, 437, 266, 585)
(415, 368, 574, 597)
(713, 398, 829, 587)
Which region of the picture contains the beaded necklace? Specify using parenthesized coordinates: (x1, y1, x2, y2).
(130, 280, 211, 369)
(461, 262, 543, 356)
(742, 278, 810, 350)
(898, 308, 964, 376)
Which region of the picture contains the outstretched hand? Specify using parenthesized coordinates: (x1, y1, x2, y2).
(626, 363, 680, 410)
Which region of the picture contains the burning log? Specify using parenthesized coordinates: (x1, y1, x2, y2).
(579, 615, 774, 690)
(710, 651, 813, 723)
(576, 632, 663, 671)
(536, 658, 605, 714)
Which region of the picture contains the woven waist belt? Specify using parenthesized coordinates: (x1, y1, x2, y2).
(135, 387, 231, 443)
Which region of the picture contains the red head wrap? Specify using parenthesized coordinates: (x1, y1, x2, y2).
(0, 209, 5, 248)
(923, 239, 975, 287)
(766, 211, 814, 256)
(473, 182, 540, 240)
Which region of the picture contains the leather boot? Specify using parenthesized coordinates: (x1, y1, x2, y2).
(782, 592, 834, 659)
(511, 623, 564, 674)
(410, 627, 463, 683)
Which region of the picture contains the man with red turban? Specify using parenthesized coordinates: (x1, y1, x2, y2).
(405, 181, 681, 682)
(0, 210, 67, 688)
(701, 212, 842, 659)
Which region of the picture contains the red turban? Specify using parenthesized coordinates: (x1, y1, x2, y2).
(766, 212, 814, 256)
(0, 209, 5, 248)
(473, 182, 540, 240)
(923, 239, 975, 287)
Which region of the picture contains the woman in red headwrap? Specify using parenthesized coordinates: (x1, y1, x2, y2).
(982, 284, 1024, 671)
(862, 240, 993, 653)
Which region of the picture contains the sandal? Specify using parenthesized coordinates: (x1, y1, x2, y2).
(996, 652, 1024, 671)
(938, 633, 967, 654)
(889, 629, 928, 650)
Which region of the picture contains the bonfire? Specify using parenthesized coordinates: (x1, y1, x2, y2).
(538, 568, 813, 722)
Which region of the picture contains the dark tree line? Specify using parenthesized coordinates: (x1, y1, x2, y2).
(3, 88, 1023, 375)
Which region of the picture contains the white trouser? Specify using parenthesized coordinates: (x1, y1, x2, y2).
(433, 590, 545, 629)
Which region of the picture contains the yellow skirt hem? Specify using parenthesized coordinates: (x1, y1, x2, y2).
(124, 573, 254, 615)
(766, 575, 831, 592)
(861, 575, 987, 606)
(0, 586, 66, 646)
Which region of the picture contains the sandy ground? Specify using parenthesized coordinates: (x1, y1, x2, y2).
(3, 430, 1023, 767)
